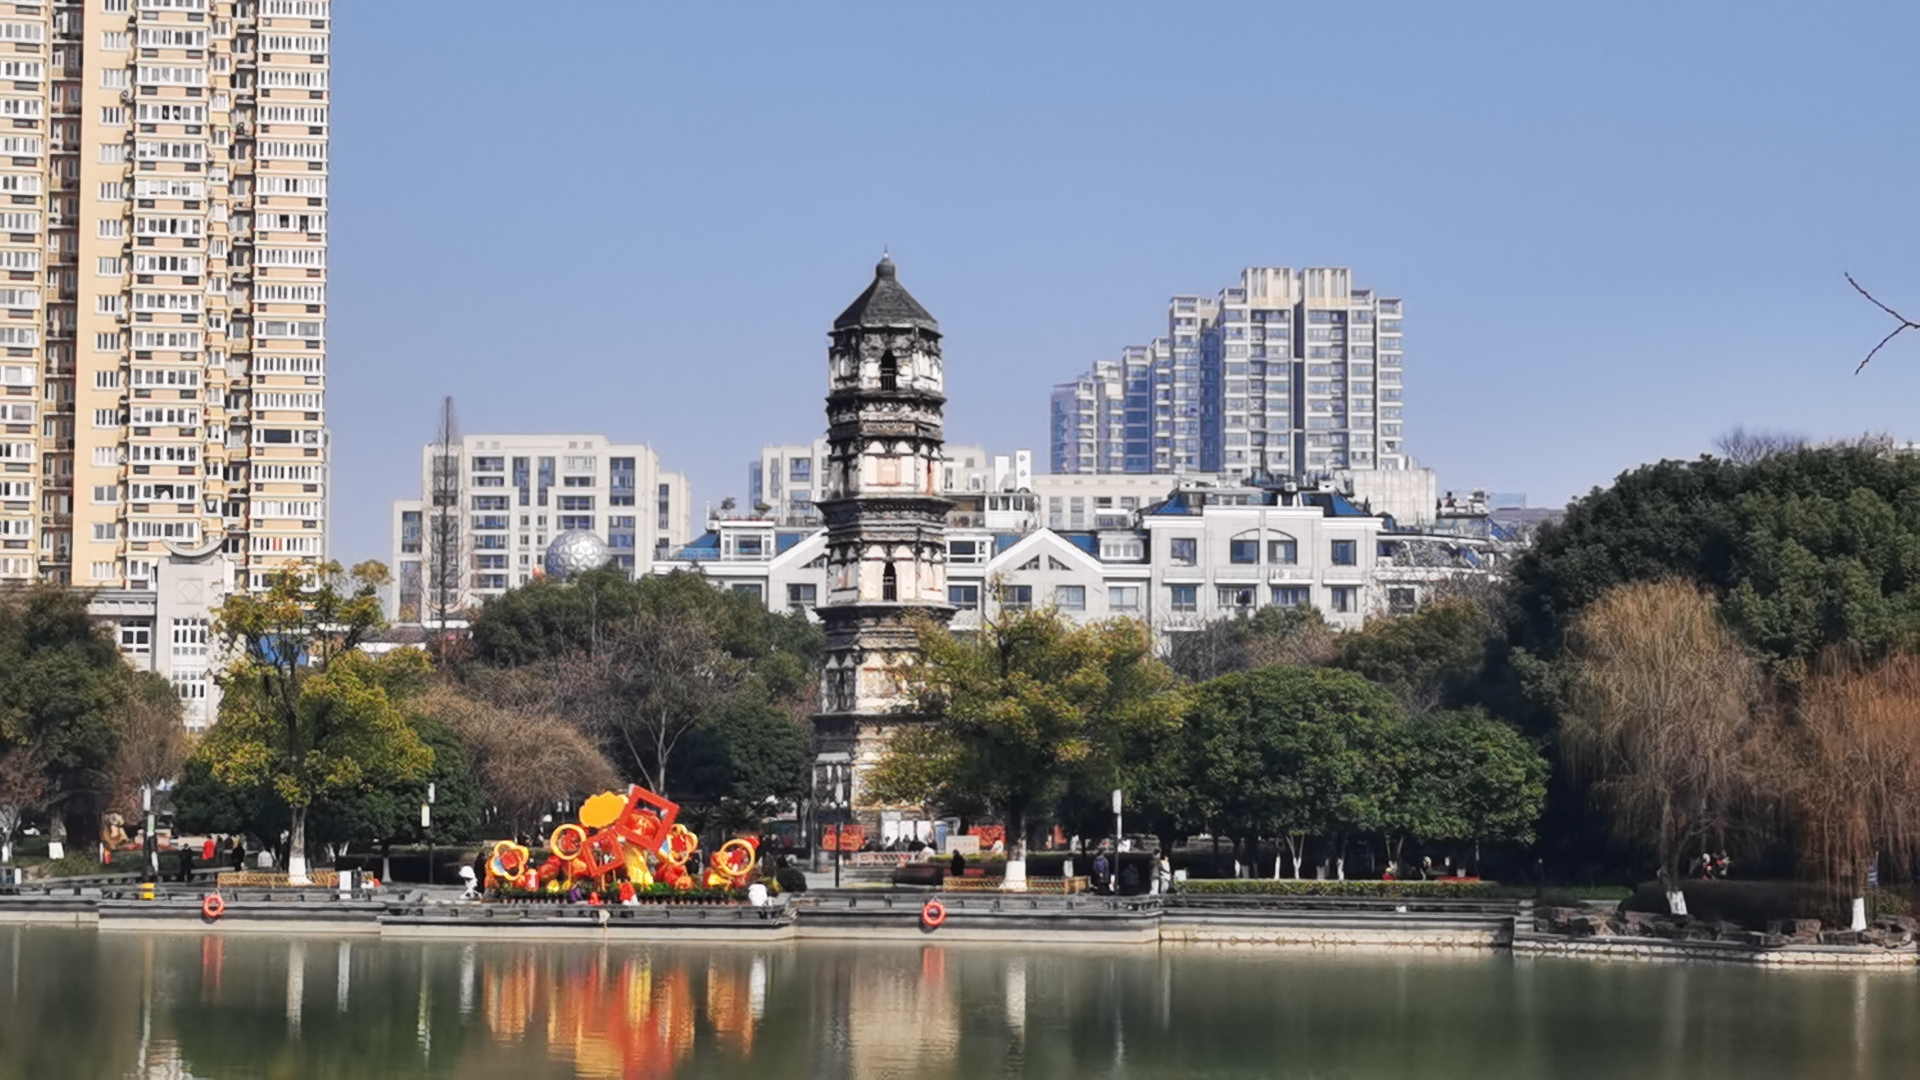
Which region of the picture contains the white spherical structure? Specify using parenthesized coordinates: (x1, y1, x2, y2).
(544, 529, 611, 580)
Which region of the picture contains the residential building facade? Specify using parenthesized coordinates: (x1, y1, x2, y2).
(660, 477, 1502, 645)
(387, 433, 690, 622)
(87, 537, 233, 731)
(1052, 265, 1406, 481)
(1048, 359, 1123, 474)
(0, 0, 336, 596)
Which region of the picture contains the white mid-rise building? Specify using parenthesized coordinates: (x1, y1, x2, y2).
(658, 476, 1502, 642)
(388, 433, 691, 622)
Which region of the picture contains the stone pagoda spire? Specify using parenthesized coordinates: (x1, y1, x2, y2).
(813, 256, 954, 826)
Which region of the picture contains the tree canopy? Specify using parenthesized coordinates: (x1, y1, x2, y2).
(1511, 445, 1920, 676)
(0, 585, 172, 839)
(205, 562, 430, 879)
(869, 610, 1187, 857)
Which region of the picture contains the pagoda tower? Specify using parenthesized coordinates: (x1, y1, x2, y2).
(813, 257, 954, 826)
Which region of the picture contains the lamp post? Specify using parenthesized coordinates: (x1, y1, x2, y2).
(421, 782, 436, 886)
(815, 753, 851, 889)
(141, 784, 157, 884)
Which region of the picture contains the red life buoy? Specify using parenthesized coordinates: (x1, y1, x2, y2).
(921, 900, 946, 929)
(201, 894, 225, 920)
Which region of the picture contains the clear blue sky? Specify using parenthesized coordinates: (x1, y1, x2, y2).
(328, 1, 1920, 563)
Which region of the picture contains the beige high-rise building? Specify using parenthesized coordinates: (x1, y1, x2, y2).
(0, 0, 330, 591)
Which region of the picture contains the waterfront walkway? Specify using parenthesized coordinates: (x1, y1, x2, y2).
(1, 875, 1913, 967)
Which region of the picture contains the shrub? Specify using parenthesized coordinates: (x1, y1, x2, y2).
(1869, 887, 1910, 921)
(1622, 880, 1840, 928)
(1177, 879, 1496, 899)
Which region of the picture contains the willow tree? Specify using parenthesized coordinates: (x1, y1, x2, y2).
(869, 610, 1185, 883)
(208, 562, 431, 883)
(1783, 654, 1920, 927)
(1562, 580, 1764, 913)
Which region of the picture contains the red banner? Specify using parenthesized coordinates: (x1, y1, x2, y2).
(821, 824, 867, 852)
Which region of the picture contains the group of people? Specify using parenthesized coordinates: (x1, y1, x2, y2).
(1690, 851, 1733, 881)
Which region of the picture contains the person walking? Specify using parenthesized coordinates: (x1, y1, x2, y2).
(177, 842, 195, 884)
(1094, 851, 1111, 895)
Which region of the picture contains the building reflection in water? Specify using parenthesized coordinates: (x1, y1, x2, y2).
(841, 946, 960, 1079)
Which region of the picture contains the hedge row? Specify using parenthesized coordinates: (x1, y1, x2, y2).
(1178, 879, 1496, 898)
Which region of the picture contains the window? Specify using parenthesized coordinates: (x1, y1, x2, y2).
(1109, 586, 1141, 612)
(1100, 536, 1144, 561)
(1218, 586, 1256, 611)
(1271, 586, 1310, 608)
(1054, 585, 1086, 611)
(118, 624, 151, 653)
(998, 584, 1032, 610)
(1331, 586, 1358, 613)
(948, 584, 979, 609)
(881, 562, 898, 602)
(730, 583, 763, 601)
(1229, 538, 1258, 564)
(1387, 587, 1418, 615)
(1169, 537, 1197, 566)
(786, 583, 817, 611)
(1170, 585, 1197, 613)
(1331, 540, 1357, 566)
(1268, 538, 1298, 564)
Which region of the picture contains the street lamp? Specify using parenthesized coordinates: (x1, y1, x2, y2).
(815, 753, 852, 889)
(421, 782, 436, 886)
(142, 784, 157, 884)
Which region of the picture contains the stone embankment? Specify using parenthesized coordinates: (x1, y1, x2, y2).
(1514, 904, 1918, 967)
(1, 880, 1914, 967)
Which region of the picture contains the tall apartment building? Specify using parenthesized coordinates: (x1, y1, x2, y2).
(1053, 266, 1405, 481)
(0, 0, 332, 592)
(1047, 359, 1123, 474)
(388, 434, 692, 623)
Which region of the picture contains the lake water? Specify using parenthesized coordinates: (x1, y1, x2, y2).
(0, 926, 1915, 1078)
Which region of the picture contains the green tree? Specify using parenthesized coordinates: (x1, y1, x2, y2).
(1180, 666, 1401, 878)
(0, 585, 151, 844)
(676, 703, 811, 833)
(1333, 599, 1494, 715)
(1381, 709, 1549, 872)
(1511, 444, 1920, 677)
(869, 610, 1185, 874)
(206, 562, 432, 882)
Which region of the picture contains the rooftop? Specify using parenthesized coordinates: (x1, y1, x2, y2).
(833, 256, 940, 333)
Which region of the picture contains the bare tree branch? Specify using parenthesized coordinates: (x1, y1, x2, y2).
(1847, 274, 1920, 374)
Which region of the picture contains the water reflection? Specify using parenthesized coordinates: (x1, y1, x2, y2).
(0, 929, 1916, 1078)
